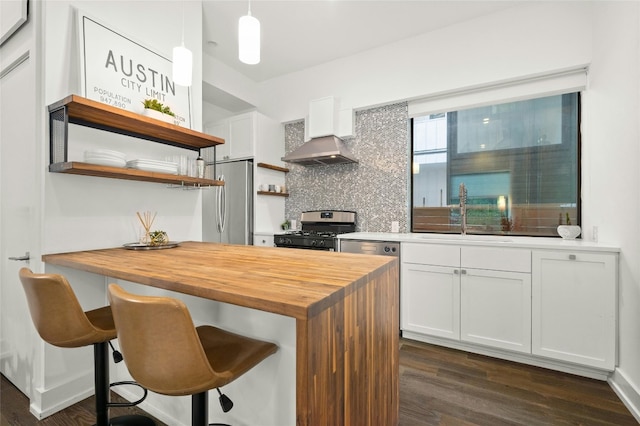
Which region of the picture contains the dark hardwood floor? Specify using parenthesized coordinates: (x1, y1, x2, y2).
(1, 339, 637, 425)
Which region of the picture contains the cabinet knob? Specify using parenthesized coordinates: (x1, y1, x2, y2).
(453, 269, 459, 275)
(461, 269, 467, 275)
(569, 254, 577, 260)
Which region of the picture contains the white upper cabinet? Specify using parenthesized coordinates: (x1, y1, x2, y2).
(308, 97, 337, 138)
(205, 112, 254, 161)
(228, 113, 255, 160)
(305, 96, 353, 140)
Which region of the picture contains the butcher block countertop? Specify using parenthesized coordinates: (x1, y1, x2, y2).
(42, 241, 395, 320)
(43, 241, 400, 426)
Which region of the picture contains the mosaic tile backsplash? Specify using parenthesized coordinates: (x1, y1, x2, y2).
(284, 102, 409, 233)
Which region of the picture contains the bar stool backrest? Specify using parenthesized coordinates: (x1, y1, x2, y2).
(18, 267, 115, 348)
(107, 284, 222, 396)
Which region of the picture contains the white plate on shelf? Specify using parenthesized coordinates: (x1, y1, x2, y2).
(84, 157, 127, 168)
(86, 149, 126, 160)
(128, 159, 178, 167)
(126, 159, 178, 174)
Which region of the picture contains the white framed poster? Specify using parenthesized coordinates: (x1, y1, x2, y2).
(1, 0, 28, 46)
(76, 10, 192, 128)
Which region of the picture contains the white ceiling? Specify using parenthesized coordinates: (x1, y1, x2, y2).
(202, 1, 519, 83)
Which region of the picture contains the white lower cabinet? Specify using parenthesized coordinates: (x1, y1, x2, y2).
(403, 263, 460, 339)
(253, 233, 274, 247)
(401, 241, 619, 374)
(461, 268, 531, 353)
(531, 250, 616, 370)
(402, 243, 531, 353)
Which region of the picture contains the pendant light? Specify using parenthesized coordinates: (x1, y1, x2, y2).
(238, 0, 260, 65)
(173, 0, 192, 86)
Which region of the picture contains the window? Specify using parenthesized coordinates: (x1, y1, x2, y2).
(411, 93, 580, 237)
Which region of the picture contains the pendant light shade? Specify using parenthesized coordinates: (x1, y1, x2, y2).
(239, 8, 260, 64)
(172, 44, 193, 86)
(172, 0, 192, 87)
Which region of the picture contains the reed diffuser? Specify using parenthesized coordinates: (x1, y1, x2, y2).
(137, 211, 169, 246)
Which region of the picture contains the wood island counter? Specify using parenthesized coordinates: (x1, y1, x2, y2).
(43, 241, 399, 426)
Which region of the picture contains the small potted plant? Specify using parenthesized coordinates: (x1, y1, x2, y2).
(142, 99, 176, 124)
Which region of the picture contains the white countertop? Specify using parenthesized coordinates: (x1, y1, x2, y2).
(338, 232, 620, 253)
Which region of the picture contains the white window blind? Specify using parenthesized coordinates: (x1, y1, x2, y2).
(408, 66, 588, 117)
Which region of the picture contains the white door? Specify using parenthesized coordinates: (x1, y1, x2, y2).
(401, 263, 460, 339)
(532, 251, 616, 369)
(461, 268, 532, 353)
(0, 51, 39, 396)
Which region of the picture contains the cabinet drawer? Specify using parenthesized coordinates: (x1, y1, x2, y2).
(403, 242, 459, 267)
(461, 246, 531, 273)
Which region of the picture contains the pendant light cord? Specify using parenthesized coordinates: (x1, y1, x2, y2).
(181, 0, 185, 45)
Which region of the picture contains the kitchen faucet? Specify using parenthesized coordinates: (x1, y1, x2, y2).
(459, 183, 467, 235)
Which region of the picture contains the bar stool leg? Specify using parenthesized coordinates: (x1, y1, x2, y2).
(94, 342, 156, 426)
(95, 342, 110, 426)
(192, 391, 208, 426)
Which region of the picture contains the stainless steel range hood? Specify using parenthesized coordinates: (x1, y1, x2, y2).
(281, 135, 358, 166)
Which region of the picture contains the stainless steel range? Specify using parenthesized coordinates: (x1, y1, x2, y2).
(274, 210, 356, 251)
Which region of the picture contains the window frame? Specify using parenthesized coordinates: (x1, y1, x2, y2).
(410, 92, 582, 238)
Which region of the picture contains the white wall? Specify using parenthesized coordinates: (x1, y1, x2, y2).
(42, 0, 205, 254)
(256, 2, 593, 124)
(205, 0, 639, 418)
(586, 2, 640, 417)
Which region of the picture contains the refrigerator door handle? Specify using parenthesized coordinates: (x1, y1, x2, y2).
(217, 175, 226, 233)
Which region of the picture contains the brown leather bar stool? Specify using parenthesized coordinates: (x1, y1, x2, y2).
(18, 268, 155, 426)
(107, 284, 278, 426)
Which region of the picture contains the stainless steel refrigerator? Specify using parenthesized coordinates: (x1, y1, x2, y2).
(203, 160, 253, 245)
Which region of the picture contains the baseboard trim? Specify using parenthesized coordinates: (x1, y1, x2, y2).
(402, 332, 611, 381)
(29, 372, 93, 419)
(609, 368, 640, 423)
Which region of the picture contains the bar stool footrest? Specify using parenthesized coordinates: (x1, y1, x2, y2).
(108, 381, 149, 407)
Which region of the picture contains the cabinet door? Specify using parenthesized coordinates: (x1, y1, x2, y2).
(206, 121, 230, 161)
(401, 263, 460, 339)
(461, 269, 531, 353)
(254, 234, 274, 247)
(532, 251, 616, 369)
(229, 113, 255, 160)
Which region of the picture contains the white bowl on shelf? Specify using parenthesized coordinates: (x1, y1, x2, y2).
(557, 225, 581, 239)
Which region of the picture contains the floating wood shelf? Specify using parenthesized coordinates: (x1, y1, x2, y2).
(257, 162, 289, 173)
(47, 95, 226, 187)
(257, 191, 289, 197)
(49, 162, 223, 187)
(49, 95, 224, 152)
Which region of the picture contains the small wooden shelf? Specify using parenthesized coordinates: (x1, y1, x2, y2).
(49, 95, 224, 151)
(257, 162, 289, 173)
(50, 162, 223, 187)
(257, 191, 289, 197)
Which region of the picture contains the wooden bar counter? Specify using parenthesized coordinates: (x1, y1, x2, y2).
(43, 241, 399, 426)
